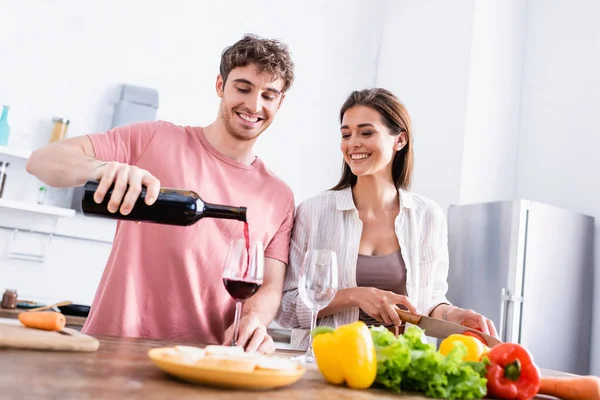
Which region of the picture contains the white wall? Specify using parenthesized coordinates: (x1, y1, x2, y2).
(376, 0, 528, 210)
(0, 0, 384, 303)
(516, 0, 600, 376)
(1, 0, 384, 204)
(376, 0, 476, 214)
(460, 1, 527, 204)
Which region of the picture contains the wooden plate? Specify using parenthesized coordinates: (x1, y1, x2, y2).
(148, 347, 306, 390)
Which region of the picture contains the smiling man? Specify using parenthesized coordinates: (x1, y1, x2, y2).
(26, 34, 296, 353)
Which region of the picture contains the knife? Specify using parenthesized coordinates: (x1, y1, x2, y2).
(395, 307, 503, 347)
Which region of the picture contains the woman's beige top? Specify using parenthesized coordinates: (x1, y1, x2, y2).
(275, 187, 451, 350)
(356, 250, 407, 326)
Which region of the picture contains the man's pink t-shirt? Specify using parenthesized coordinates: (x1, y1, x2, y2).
(82, 121, 295, 344)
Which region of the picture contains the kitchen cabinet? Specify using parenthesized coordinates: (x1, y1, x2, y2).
(0, 225, 111, 305)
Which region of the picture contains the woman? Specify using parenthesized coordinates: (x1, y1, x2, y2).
(276, 88, 498, 350)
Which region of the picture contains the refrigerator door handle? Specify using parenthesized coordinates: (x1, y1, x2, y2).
(499, 288, 509, 341)
(500, 287, 524, 342)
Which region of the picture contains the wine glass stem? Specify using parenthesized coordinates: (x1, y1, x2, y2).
(306, 310, 318, 357)
(232, 301, 242, 346)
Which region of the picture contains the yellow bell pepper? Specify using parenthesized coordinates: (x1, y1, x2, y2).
(311, 321, 377, 390)
(439, 333, 488, 362)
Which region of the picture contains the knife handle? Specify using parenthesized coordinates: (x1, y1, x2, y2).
(395, 307, 423, 325)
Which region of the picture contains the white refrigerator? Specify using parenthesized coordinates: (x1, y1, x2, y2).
(446, 199, 595, 375)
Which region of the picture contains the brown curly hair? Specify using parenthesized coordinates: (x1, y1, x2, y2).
(219, 34, 295, 93)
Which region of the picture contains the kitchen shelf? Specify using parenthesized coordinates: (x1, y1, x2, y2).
(0, 199, 75, 217)
(0, 145, 32, 160)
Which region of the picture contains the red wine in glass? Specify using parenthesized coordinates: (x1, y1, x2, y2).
(223, 278, 261, 301)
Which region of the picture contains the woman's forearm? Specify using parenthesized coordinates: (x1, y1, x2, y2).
(429, 303, 452, 320)
(317, 288, 359, 318)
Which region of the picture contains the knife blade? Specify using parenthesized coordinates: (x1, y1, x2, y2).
(395, 307, 502, 347)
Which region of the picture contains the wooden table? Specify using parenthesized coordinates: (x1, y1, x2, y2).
(0, 335, 568, 399)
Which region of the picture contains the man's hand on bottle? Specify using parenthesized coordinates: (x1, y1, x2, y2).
(92, 161, 161, 215)
(222, 315, 275, 354)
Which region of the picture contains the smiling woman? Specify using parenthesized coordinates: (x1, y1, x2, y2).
(334, 89, 413, 191)
(276, 88, 499, 351)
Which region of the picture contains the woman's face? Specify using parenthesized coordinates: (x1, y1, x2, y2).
(340, 106, 405, 179)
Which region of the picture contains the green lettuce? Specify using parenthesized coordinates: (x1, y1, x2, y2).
(370, 326, 487, 399)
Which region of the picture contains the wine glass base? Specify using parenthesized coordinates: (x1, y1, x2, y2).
(291, 354, 316, 364)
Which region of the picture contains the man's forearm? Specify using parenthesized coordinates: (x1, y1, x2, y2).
(241, 287, 282, 327)
(27, 142, 101, 188)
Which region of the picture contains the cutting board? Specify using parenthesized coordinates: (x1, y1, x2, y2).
(0, 317, 99, 352)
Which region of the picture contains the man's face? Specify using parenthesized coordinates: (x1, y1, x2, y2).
(216, 64, 285, 141)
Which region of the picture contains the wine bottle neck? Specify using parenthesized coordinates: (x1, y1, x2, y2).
(197, 200, 247, 222)
(196, 199, 246, 222)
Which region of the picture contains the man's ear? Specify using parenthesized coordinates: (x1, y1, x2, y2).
(216, 75, 225, 98)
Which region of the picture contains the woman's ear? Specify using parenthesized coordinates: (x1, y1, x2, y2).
(395, 132, 407, 151)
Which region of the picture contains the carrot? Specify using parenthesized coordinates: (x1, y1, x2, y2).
(538, 375, 600, 400)
(18, 311, 66, 331)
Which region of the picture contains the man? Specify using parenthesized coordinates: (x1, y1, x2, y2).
(26, 34, 296, 354)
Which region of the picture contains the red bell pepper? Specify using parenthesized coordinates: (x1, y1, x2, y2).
(485, 342, 540, 400)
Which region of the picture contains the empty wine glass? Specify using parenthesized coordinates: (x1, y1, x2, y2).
(222, 239, 264, 346)
(294, 249, 338, 363)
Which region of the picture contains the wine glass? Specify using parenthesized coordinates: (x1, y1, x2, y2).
(294, 249, 338, 363)
(222, 239, 264, 346)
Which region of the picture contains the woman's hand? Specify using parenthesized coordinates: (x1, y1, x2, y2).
(353, 287, 420, 326)
(445, 306, 499, 338)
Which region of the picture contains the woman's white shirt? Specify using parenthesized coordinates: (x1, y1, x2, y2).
(275, 187, 451, 350)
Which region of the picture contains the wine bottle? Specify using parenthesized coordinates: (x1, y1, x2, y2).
(81, 180, 247, 226)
